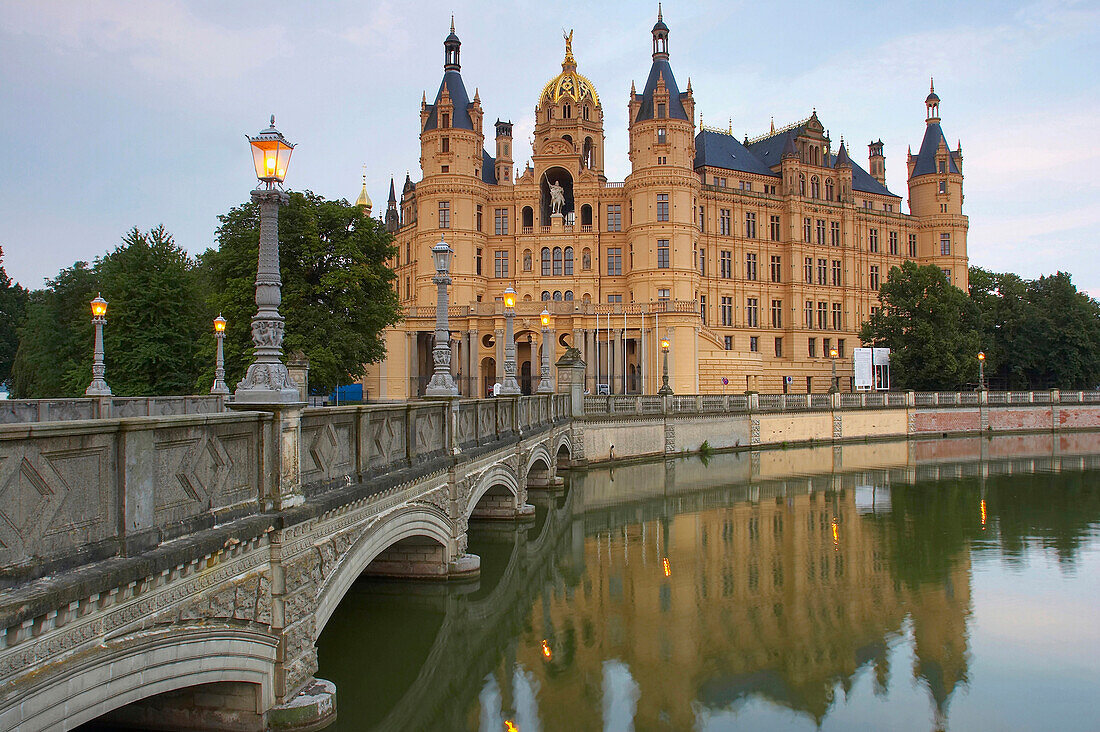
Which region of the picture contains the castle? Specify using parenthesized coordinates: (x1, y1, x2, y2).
(361, 10, 968, 399)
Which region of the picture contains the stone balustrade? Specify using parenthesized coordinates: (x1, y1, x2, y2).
(0, 395, 228, 424)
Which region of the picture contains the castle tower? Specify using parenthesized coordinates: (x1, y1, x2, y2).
(385, 177, 399, 234)
(868, 139, 886, 186)
(907, 79, 968, 289)
(495, 120, 514, 186)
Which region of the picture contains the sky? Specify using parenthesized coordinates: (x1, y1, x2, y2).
(1, 0, 1097, 294)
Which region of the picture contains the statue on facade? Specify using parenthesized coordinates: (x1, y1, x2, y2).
(549, 180, 565, 215)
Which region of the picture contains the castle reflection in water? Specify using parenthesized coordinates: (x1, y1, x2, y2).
(318, 433, 1100, 731)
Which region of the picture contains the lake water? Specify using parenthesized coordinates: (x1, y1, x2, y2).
(317, 434, 1100, 731)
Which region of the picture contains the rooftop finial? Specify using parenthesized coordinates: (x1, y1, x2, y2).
(770, 116, 775, 134)
(930, 77, 935, 94)
(562, 28, 575, 67)
(270, 114, 275, 127)
(450, 14, 455, 34)
(658, 1, 663, 21)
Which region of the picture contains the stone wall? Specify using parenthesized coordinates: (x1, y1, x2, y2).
(0, 396, 227, 424)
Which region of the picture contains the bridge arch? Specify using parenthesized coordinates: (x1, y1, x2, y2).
(526, 444, 554, 480)
(554, 433, 573, 468)
(466, 463, 522, 521)
(13, 626, 277, 732)
(314, 506, 456, 635)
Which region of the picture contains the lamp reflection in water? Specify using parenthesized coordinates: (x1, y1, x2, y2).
(831, 517, 840, 547)
(980, 499, 987, 529)
(662, 557, 671, 577)
(505, 721, 518, 732)
(540, 639, 552, 660)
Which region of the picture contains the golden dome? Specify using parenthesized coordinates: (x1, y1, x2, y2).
(539, 30, 600, 108)
(355, 170, 372, 213)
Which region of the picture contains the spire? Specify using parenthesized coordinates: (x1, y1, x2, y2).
(925, 77, 941, 124)
(835, 138, 852, 167)
(444, 18, 461, 71)
(782, 131, 798, 159)
(424, 21, 473, 131)
(770, 116, 775, 134)
(388, 177, 396, 203)
(384, 176, 399, 232)
(636, 7, 686, 122)
(651, 4, 669, 60)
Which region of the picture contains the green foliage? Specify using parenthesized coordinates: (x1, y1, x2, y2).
(201, 191, 400, 393)
(0, 247, 29, 388)
(860, 261, 980, 390)
(970, 267, 1100, 389)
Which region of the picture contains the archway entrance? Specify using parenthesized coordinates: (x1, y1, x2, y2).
(481, 356, 496, 398)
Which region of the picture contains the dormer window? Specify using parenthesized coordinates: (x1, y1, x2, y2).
(657, 102, 666, 119)
(657, 127, 666, 144)
(441, 113, 450, 128)
(938, 159, 945, 174)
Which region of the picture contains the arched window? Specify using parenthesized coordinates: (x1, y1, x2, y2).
(583, 106, 589, 120)
(541, 247, 551, 276)
(825, 179, 835, 201)
(810, 176, 820, 199)
(564, 290, 574, 301)
(799, 174, 806, 197)
(564, 246, 574, 275)
(541, 291, 551, 301)
(563, 104, 571, 119)
(580, 204, 592, 226)
(562, 134, 573, 150)
(522, 206, 533, 228)
(553, 247, 563, 276)
(582, 292, 591, 303)
(553, 291, 563, 301)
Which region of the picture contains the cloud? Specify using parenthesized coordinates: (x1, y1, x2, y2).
(0, 0, 286, 83)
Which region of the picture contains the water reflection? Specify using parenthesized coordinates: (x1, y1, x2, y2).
(317, 433, 1100, 731)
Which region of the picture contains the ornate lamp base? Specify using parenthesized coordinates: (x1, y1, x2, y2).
(233, 362, 302, 404)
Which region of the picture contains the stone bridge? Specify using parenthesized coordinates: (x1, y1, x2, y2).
(0, 394, 573, 731)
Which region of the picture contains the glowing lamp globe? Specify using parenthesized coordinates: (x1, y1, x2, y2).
(978, 351, 985, 361)
(431, 238, 453, 275)
(660, 338, 670, 352)
(541, 309, 551, 327)
(214, 315, 227, 333)
(829, 348, 839, 359)
(91, 294, 108, 319)
(248, 115, 295, 185)
(503, 287, 516, 309)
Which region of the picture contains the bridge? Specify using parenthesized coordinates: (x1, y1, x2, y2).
(0, 394, 573, 731)
(3, 376, 1100, 730)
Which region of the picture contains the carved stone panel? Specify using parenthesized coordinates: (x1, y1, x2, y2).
(367, 411, 406, 469)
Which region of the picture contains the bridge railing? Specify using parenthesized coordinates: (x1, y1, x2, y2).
(0, 395, 228, 424)
(0, 410, 271, 583)
(582, 390, 1100, 417)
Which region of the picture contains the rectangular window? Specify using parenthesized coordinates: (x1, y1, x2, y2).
(657, 127, 667, 144)
(941, 233, 951, 256)
(476, 204, 483, 232)
(746, 298, 759, 327)
(698, 249, 706, 276)
(939, 180, 947, 194)
(494, 250, 508, 278)
(943, 268, 952, 281)
(805, 300, 813, 329)
(476, 248, 483, 276)
(770, 255, 782, 283)
(719, 209, 731, 236)
(908, 233, 918, 258)
(869, 228, 879, 253)
(823, 337, 831, 356)
(657, 193, 669, 221)
(438, 200, 450, 229)
(657, 239, 670, 268)
(724, 335, 733, 351)
(771, 299, 783, 328)
(441, 137, 449, 153)
(700, 295, 707, 324)
(721, 296, 733, 326)
(750, 336, 759, 352)
(607, 204, 622, 231)
(889, 231, 898, 256)
(494, 207, 508, 235)
(817, 258, 827, 285)
(870, 265, 880, 291)
(816, 219, 826, 246)
(746, 253, 757, 280)
(774, 337, 783, 358)
(831, 260, 841, 286)
(405, 276, 411, 299)
(745, 212, 757, 239)
(832, 303, 842, 330)
(830, 221, 840, 246)
(770, 215, 781, 241)
(805, 257, 813, 284)
(657, 288, 670, 301)
(607, 247, 622, 276)
(657, 102, 666, 119)
(808, 338, 817, 358)
(818, 301, 828, 330)
(803, 217, 812, 244)
(440, 165, 448, 173)
(837, 338, 846, 357)
(720, 250, 732, 278)
(607, 294, 623, 304)
(698, 206, 705, 232)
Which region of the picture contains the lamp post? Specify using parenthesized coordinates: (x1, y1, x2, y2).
(828, 347, 840, 393)
(538, 309, 553, 393)
(85, 293, 112, 396)
(500, 287, 522, 395)
(425, 237, 460, 397)
(234, 115, 300, 404)
(211, 315, 230, 395)
(978, 351, 986, 391)
(658, 338, 673, 395)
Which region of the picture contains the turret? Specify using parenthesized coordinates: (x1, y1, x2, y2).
(385, 177, 399, 233)
(628, 7, 695, 173)
(868, 139, 886, 186)
(420, 19, 484, 179)
(834, 139, 853, 203)
(495, 119, 513, 185)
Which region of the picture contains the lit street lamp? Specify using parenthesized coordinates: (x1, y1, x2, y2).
(234, 115, 300, 404)
(538, 309, 553, 393)
(425, 237, 459, 397)
(658, 338, 673, 395)
(500, 287, 522, 395)
(211, 315, 230, 395)
(828, 347, 840, 394)
(978, 351, 986, 391)
(85, 294, 111, 396)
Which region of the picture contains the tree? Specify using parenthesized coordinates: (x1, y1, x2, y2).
(201, 191, 400, 394)
(969, 267, 1031, 389)
(860, 261, 980, 390)
(0, 247, 29, 389)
